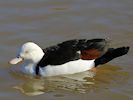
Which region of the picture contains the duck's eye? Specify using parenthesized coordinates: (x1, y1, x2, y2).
(25, 51, 29, 54)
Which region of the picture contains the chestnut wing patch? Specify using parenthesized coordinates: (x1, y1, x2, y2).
(81, 49, 102, 60)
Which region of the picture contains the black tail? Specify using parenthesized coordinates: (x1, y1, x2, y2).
(94, 47, 130, 67)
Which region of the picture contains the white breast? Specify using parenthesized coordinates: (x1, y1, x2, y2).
(40, 59, 95, 77)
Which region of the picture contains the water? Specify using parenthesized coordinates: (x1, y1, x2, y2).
(0, 0, 133, 100)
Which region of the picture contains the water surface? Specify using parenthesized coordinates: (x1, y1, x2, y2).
(0, 0, 133, 100)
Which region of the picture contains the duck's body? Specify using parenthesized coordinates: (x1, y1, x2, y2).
(10, 39, 129, 77)
(39, 59, 95, 77)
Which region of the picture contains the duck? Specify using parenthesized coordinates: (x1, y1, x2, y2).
(9, 39, 129, 77)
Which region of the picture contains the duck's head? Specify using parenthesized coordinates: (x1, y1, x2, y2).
(9, 42, 44, 65)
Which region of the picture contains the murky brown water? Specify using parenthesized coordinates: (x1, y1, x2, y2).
(0, 0, 133, 100)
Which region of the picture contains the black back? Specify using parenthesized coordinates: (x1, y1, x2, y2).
(37, 39, 107, 67)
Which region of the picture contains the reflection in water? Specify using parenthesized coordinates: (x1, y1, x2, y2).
(11, 69, 95, 96)
(13, 80, 45, 96)
(10, 64, 130, 96)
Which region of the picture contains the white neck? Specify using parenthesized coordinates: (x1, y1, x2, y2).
(21, 52, 44, 75)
